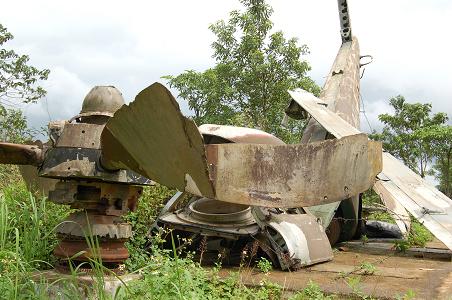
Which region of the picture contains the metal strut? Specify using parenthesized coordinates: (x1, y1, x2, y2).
(337, 0, 352, 43)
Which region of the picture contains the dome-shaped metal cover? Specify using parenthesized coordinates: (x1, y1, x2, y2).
(77, 86, 125, 118)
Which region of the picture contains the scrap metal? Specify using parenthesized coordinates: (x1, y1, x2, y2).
(0, 86, 152, 269)
(101, 83, 382, 208)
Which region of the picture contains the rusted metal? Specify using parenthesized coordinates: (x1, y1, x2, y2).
(288, 90, 361, 139)
(56, 212, 132, 239)
(204, 134, 381, 207)
(101, 83, 215, 199)
(0, 142, 44, 166)
(54, 240, 129, 263)
(0, 86, 152, 268)
(286, 20, 363, 239)
(188, 198, 254, 225)
(55, 123, 104, 149)
(253, 208, 333, 270)
(101, 83, 381, 208)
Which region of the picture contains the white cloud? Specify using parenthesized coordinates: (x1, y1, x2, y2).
(22, 67, 90, 128)
(1, 0, 450, 133)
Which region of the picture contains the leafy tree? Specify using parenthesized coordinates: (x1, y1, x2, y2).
(0, 24, 49, 142)
(371, 95, 448, 178)
(416, 125, 452, 197)
(164, 0, 319, 142)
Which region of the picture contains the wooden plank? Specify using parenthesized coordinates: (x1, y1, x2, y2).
(288, 89, 361, 138)
(377, 153, 452, 251)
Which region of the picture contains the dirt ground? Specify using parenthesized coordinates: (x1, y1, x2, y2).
(220, 239, 452, 299)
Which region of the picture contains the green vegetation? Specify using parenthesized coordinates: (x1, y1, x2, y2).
(0, 178, 288, 299)
(359, 262, 377, 275)
(288, 281, 333, 300)
(164, 0, 319, 143)
(370, 95, 452, 196)
(0, 23, 49, 143)
(257, 257, 273, 273)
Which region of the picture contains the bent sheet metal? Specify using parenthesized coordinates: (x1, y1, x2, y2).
(289, 88, 452, 250)
(377, 153, 452, 250)
(102, 83, 382, 208)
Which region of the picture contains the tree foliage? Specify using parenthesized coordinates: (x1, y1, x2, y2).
(416, 125, 452, 197)
(371, 95, 448, 178)
(371, 95, 452, 197)
(0, 24, 49, 141)
(164, 0, 319, 142)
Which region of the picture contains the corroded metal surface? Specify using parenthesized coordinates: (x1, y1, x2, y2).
(54, 240, 129, 263)
(101, 83, 381, 208)
(101, 82, 215, 198)
(205, 134, 381, 207)
(253, 208, 333, 270)
(40, 147, 150, 185)
(0, 142, 44, 166)
(288, 90, 361, 139)
(188, 198, 254, 225)
(199, 124, 284, 145)
(286, 35, 362, 234)
(55, 123, 104, 149)
(56, 212, 132, 239)
(376, 153, 452, 250)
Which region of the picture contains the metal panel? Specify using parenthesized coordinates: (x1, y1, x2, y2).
(199, 124, 285, 145)
(288, 37, 362, 231)
(0, 142, 43, 166)
(253, 208, 333, 269)
(55, 123, 104, 149)
(377, 153, 452, 250)
(206, 134, 382, 207)
(102, 83, 381, 208)
(288, 89, 360, 139)
(101, 83, 215, 198)
(373, 180, 411, 236)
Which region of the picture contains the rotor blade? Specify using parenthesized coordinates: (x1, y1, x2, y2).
(0, 142, 43, 166)
(205, 134, 382, 207)
(101, 82, 381, 208)
(100, 82, 215, 198)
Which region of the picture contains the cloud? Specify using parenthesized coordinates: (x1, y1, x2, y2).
(0, 0, 450, 134)
(22, 67, 90, 128)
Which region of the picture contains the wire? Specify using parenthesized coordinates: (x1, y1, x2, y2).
(360, 91, 374, 132)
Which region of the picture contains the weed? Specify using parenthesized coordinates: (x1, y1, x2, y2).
(407, 219, 433, 247)
(395, 289, 416, 300)
(360, 234, 369, 244)
(393, 240, 410, 252)
(345, 275, 374, 300)
(257, 257, 273, 273)
(289, 280, 333, 299)
(359, 262, 377, 275)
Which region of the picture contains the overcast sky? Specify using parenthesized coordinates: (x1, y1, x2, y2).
(1, 0, 451, 134)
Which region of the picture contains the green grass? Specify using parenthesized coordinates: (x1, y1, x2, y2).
(362, 189, 433, 248)
(0, 175, 284, 299)
(0, 169, 434, 299)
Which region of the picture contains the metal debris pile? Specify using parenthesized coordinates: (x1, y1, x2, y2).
(0, 0, 451, 273)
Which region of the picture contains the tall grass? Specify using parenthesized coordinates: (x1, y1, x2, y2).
(0, 181, 70, 299)
(0, 178, 284, 299)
